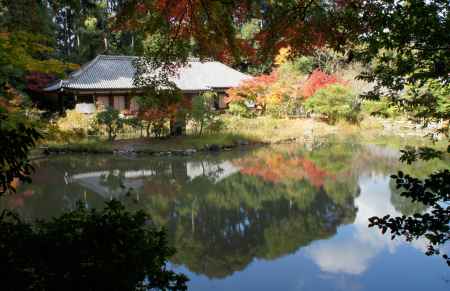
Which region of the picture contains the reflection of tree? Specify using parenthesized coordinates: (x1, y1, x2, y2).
(168, 188, 357, 278)
(233, 147, 332, 187)
(127, 166, 360, 278)
(389, 179, 427, 216)
(99, 170, 126, 193)
(3, 142, 407, 278)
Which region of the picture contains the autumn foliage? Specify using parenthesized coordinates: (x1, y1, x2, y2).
(225, 55, 344, 115)
(302, 69, 344, 98)
(234, 149, 332, 188)
(225, 71, 278, 108)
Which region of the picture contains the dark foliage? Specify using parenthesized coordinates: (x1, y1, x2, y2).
(369, 169, 450, 266)
(356, 0, 450, 267)
(0, 200, 188, 291)
(0, 111, 42, 195)
(354, 0, 450, 94)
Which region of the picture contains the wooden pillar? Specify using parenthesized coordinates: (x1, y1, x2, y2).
(124, 95, 130, 110)
(58, 93, 64, 114)
(108, 95, 113, 108)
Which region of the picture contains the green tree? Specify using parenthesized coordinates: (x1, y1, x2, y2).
(190, 91, 217, 135)
(96, 106, 125, 141)
(305, 84, 361, 124)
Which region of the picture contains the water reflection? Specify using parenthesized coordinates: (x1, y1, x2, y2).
(1, 141, 448, 290)
(306, 175, 400, 275)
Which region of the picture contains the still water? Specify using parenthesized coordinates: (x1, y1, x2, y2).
(2, 140, 449, 290)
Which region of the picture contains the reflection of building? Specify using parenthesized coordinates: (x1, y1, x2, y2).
(187, 161, 240, 182)
(68, 161, 240, 199)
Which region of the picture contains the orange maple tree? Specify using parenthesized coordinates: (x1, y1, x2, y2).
(225, 71, 278, 109)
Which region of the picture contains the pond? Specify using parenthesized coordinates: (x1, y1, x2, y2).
(2, 139, 449, 290)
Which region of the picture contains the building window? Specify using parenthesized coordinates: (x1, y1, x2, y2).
(96, 96, 110, 110)
(130, 97, 139, 112)
(113, 96, 125, 111)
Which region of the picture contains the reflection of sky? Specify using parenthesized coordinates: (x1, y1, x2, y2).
(305, 174, 400, 275)
(178, 174, 450, 291)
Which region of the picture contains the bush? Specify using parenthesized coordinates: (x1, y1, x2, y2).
(278, 56, 314, 75)
(228, 102, 254, 118)
(305, 84, 361, 124)
(205, 117, 225, 133)
(266, 97, 305, 118)
(56, 109, 94, 133)
(266, 102, 284, 118)
(45, 124, 87, 143)
(96, 107, 125, 141)
(189, 92, 217, 135)
(0, 200, 188, 290)
(362, 98, 401, 118)
(150, 120, 169, 138)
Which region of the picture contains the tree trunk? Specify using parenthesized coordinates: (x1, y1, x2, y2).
(199, 119, 204, 136)
(146, 123, 151, 137)
(170, 116, 186, 136)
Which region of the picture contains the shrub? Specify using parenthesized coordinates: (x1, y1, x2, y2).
(362, 98, 401, 118)
(266, 102, 284, 118)
(56, 109, 94, 134)
(96, 107, 125, 141)
(265, 95, 306, 118)
(278, 56, 314, 75)
(190, 92, 217, 135)
(305, 84, 361, 124)
(206, 118, 225, 133)
(45, 124, 87, 143)
(0, 200, 188, 290)
(228, 102, 254, 118)
(151, 120, 169, 137)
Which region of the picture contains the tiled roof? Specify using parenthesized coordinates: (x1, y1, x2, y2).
(46, 55, 250, 92)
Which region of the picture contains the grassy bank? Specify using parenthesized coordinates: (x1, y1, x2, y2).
(42, 115, 443, 155)
(44, 132, 261, 154)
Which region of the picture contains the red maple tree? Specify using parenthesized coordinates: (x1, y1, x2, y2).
(301, 69, 345, 98)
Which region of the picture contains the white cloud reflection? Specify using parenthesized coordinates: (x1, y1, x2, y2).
(305, 174, 423, 275)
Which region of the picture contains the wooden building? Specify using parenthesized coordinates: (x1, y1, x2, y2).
(45, 55, 250, 115)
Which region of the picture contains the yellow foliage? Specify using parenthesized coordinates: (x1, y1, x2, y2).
(274, 46, 292, 66)
(266, 93, 283, 105)
(0, 32, 79, 77)
(57, 109, 94, 132)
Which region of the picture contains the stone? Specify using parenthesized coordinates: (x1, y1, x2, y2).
(208, 144, 221, 151)
(235, 139, 249, 146)
(184, 149, 197, 155)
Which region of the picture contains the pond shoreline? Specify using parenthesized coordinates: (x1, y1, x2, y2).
(40, 137, 304, 157)
(39, 116, 446, 158)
